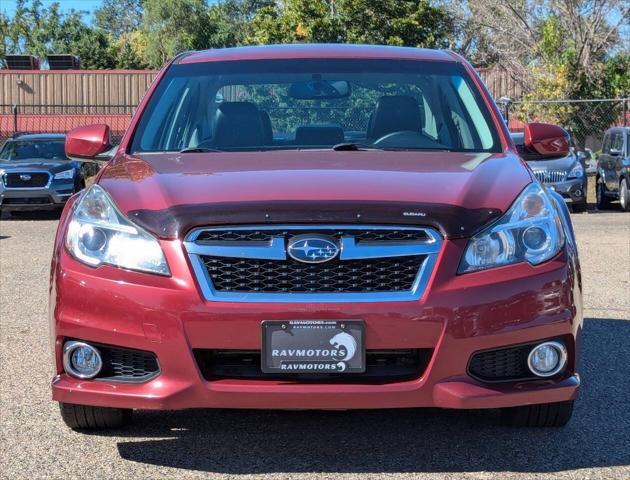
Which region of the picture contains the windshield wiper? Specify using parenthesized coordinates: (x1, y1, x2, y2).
(332, 142, 381, 151)
(179, 147, 223, 153)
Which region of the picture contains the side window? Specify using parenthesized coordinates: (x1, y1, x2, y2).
(602, 134, 611, 154)
(449, 76, 494, 150)
(611, 133, 623, 154)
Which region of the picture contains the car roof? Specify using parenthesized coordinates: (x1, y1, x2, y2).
(179, 44, 457, 65)
(9, 133, 66, 141)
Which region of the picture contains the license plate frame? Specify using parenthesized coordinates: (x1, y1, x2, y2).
(261, 320, 365, 374)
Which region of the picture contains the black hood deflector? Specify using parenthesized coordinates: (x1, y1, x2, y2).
(128, 200, 503, 240)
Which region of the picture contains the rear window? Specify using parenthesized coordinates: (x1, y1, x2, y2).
(131, 59, 501, 153)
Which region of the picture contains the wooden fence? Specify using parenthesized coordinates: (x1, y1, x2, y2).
(0, 70, 158, 113)
(0, 66, 524, 111)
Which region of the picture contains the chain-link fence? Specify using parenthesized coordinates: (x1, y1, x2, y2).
(2, 98, 628, 152)
(502, 98, 629, 151)
(0, 104, 135, 145)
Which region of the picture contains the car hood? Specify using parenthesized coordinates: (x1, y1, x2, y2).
(0, 159, 77, 172)
(526, 154, 578, 171)
(98, 150, 532, 240)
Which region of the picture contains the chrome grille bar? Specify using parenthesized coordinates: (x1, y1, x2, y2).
(532, 169, 567, 184)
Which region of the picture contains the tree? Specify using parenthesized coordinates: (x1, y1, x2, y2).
(341, 0, 453, 48)
(0, 13, 9, 61)
(95, 0, 143, 37)
(447, 0, 630, 89)
(2, 0, 117, 68)
(245, 0, 453, 47)
(141, 0, 211, 68)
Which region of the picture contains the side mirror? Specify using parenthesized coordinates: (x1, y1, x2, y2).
(522, 122, 570, 160)
(65, 124, 113, 164)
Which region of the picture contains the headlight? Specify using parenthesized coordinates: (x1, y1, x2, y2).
(65, 185, 170, 275)
(567, 164, 583, 179)
(459, 183, 564, 273)
(54, 169, 75, 180)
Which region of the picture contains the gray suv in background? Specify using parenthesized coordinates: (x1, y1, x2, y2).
(0, 133, 86, 215)
(512, 132, 587, 213)
(596, 127, 630, 212)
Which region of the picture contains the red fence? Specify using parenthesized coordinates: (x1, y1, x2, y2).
(0, 105, 134, 144)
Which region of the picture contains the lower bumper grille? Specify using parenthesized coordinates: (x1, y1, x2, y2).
(194, 349, 432, 384)
(95, 344, 160, 382)
(201, 255, 425, 293)
(2, 197, 52, 205)
(468, 344, 534, 382)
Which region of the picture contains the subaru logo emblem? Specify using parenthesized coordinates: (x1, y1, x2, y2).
(20, 174, 32, 181)
(287, 234, 340, 264)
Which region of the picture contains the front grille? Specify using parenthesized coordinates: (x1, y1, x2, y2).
(201, 255, 424, 293)
(196, 228, 429, 243)
(468, 344, 535, 382)
(96, 345, 160, 382)
(3, 172, 50, 188)
(532, 169, 566, 184)
(2, 197, 51, 205)
(194, 349, 432, 383)
(185, 225, 442, 301)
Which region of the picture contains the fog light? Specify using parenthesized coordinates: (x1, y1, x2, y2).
(527, 341, 567, 377)
(573, 189, 582, 197)
(63, 341, 102, 379)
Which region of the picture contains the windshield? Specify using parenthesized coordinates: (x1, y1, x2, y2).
(131, 59, 501, 153)
(0, 140, 68, 161)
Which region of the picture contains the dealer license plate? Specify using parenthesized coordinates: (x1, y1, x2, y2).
(261, 320, 365, 374)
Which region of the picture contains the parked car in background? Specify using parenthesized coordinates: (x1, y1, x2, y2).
(0, 133, 85, 215)
(51, 44, 582, 431)
(578, 148, 597, 175)
(512, 131, 587, 213)
(596, 127, 630, 211)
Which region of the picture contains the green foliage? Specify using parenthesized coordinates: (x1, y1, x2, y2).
(341, 0, 452, 48)
(2, 0, 455, 68)
(2, 1, 117, 68)
(94, 0, 143, 37)
(0, 13, 9, 61)
(244, 0, 452, 47)
(141, 0, 211, 67)
(537, 16, 570, 65)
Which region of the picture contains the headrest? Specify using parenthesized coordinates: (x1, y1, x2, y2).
(367, 96, 423, 139)
(295, 125, 345, 146)
(259, 111, 273, 144)
(214, 102, 263, 148)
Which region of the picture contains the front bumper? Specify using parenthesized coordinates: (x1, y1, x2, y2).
(0, 180, 74, 210)
(50, 233, 583, 411)
(545, 178, 587, 205)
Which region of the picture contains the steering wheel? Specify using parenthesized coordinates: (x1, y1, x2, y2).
(372, 130, 425, 148)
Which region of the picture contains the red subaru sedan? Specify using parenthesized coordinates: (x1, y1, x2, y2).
(50, 45, 582, 430)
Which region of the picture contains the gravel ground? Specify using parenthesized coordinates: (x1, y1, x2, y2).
(0, 208, 628, 480)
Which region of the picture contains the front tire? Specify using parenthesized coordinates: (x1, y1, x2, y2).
(501, 400, 574, 427)
(620, 178, 630, 212)
(59, 402, 132, 430)
(596, 180, 613, 210)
